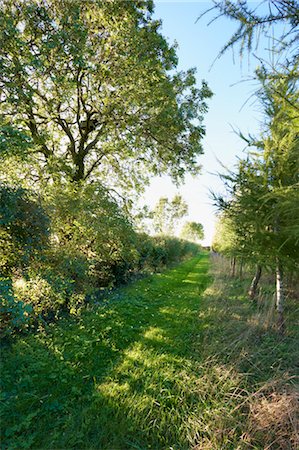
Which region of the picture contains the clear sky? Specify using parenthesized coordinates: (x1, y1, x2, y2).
(140, 1, 272, 245)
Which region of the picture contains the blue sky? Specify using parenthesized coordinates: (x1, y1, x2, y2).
(141, 1, 273, 245)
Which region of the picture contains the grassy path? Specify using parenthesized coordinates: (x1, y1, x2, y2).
(1, 254, 212, 450)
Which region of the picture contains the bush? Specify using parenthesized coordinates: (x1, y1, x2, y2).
(13, 268, 87, 320)
(0, 184, 49, 276)
(13, 276, 66, 319)
(45, 182, 137, 288)
(0, 278, 32, 337)
(41, 248, 92, 293)
(135, 233, 200, 272)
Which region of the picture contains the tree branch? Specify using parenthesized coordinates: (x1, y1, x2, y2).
(55, 115, 76, 158)
(25, 107, 52, 158)
(84, 153, 106, 179)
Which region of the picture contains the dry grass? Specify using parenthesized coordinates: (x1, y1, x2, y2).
(190, 255, 299, 449)
(245, 388, 299, 449)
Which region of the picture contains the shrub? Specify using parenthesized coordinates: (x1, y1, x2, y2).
(135, 234, 200, 272)
(13, 270, 86, 320)
(46, 182, 137, 288)
(0, 278, 32, 337)
(0, 184, 49, 276)
(41, 248, 92, 293)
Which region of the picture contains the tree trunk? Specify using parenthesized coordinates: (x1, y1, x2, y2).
(248, 265, 262, 300)
(276, 262, 285, 334)
(73, 159, 85, 181)
(239, 258, 243, 279)
(231, 257, 236, 277)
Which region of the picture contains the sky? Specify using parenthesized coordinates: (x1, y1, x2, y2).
(140, 1, 272, 245)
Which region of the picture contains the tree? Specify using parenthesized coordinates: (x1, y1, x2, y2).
(152, 195, 188, 236)
(212, 213, 242, 276)
(199, 0, 298, 331)
(214, 70, 299, 330)
(200, 1, 299, 58)
(0, 0, 212, 190)
(212, 214, 236, 255)
(180, 221, 204, 242)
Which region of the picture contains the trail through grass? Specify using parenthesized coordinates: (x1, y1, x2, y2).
(2, 253, 298, 449)
(1, 254, 212, 449)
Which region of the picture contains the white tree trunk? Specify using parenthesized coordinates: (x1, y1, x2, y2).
(276, 262, 285, 334)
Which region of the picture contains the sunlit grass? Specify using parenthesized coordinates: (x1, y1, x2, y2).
(1, 253, 298, 449)
(1, 255, 211, 449)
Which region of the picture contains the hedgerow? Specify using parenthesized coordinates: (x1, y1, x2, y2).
(1, 183, 200, 336)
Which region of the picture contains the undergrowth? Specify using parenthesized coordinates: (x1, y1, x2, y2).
(192, 255, 298, 449)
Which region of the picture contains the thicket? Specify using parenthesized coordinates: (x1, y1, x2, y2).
(0, 182, 200, 338)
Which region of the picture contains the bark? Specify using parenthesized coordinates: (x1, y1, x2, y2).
(276, 262, 285, 335)
(248, 264, 262, 300)
(230, 257, 236, 277)
(73, 156, 85, 181)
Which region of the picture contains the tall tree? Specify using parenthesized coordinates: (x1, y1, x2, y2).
(152, 195, 188, 236)
(0, 0, 212, 190)
(180, 221, 204, 242)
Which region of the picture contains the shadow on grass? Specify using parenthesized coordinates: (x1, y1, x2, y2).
(1, 255, 212, 449)
(3, 254, 297, 449)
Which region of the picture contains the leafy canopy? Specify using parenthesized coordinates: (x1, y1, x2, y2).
(180, 221, 204, 242)
(152, 195, 188, 236)
(1, 0, 212, 189)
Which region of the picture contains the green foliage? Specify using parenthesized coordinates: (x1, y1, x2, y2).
(152, 195, 188, 235)
(13, 276, 67, 319)
(0, 121, 32, 160)
(0, 278, 32, 337)
(180, 221, 204, 242)
(13, 272, 86, 319)
(213, 67, 299, 272)
(45, 182, 137, 286)
(0, 0, 212, 187)
(135, 233, 200, 272)
(212, 214, 238, 255)
(0, 185, 49, 276)
(43, 248, 92, 293)
(152, 236, 200, 267)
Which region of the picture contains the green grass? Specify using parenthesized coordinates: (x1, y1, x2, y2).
(1, 253, 298, 449)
